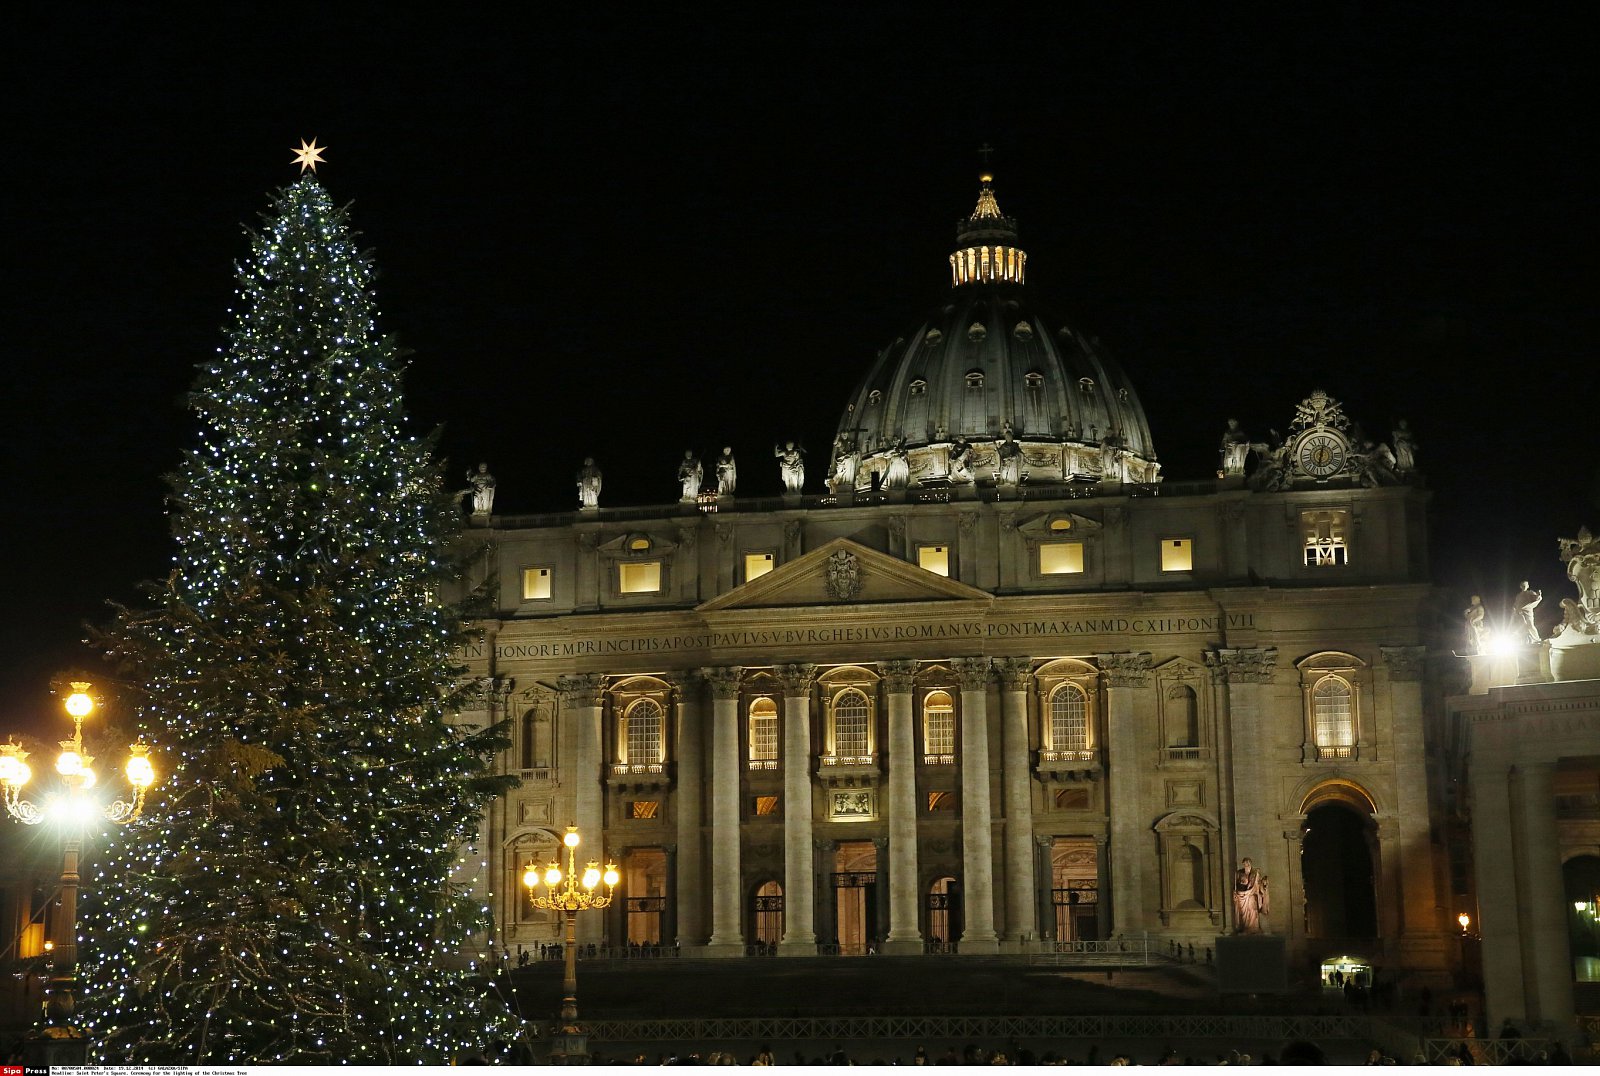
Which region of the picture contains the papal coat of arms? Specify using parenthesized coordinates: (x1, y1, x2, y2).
(825, 550, 863, 602)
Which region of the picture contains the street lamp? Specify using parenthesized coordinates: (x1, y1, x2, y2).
(1, 682, 156, 1062)
(522, 824, 618, 1064)
(1458, 912, 1472, 933)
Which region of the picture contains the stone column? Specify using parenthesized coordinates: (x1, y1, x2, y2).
(1512, 760, 1575, 1031)
(1381, 646, 1448, 971)
(558, 672, 606, 944)
(1204, 647, 1278, 918)
(778, 663, 818, 955)
(995, 656, 1037, 947)
(1470, 757, 1527, 1028)
(953, 656, 998, 953)
(1034, 834, 1056, 942)
(701, 666, 744, 955)
(881, 660, 923, 954)
(872, 836, 891, 943)
(1099, 652, 1152, 935)
(668, 674, 705, 948)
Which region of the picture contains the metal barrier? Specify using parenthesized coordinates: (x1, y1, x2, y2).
(1419, 1037, 1556, 1065)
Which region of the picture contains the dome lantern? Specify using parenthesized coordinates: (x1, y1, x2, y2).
(950, 173, 1026, 287)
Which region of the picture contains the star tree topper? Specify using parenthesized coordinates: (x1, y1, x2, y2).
(291, 137, 328, 173)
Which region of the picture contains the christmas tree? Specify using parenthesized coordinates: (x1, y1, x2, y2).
(78, 145, 517, 1064)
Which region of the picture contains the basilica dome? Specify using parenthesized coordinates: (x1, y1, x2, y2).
(829, 175, 1158, 492)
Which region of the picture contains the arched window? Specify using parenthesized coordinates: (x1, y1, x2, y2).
(748, 697, 778, 769)
(753, 881, 784, 948)
(923, 689, 955, 763)
(623, 698, 664, 769)
(1049, 683, 1089, 755)
(1312, 675, 1354, 756)
(832, 688, 871, 760)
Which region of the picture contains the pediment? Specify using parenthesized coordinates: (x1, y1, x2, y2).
(698, 537, 993, 612)
(1016, 510, 1103, 541)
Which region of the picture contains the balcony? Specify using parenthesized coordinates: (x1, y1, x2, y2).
(1036, 748, 1101, 783)
(818, 753, 879, 787)
(607, 760, 672, 791)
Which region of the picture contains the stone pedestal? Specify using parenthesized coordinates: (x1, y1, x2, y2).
(1216, 933, 1288, 994)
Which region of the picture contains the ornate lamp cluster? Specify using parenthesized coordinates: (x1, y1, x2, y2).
(0, 683, 155, 827)
(521, 825, 618, 1061)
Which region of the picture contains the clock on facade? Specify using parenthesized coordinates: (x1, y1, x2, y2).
(1294, 429, 1348, 479)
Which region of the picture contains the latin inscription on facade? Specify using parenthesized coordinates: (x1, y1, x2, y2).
(463, 613, 1255, 662)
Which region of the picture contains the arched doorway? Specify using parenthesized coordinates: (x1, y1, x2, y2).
(750, 880, 783, 953)
(1564, 854, 1600, 981)
(1302, 800, 1378, 939)
(622, 847, 668, 947)
(832, 842, 878, 954)
(927, 875, 961, 952)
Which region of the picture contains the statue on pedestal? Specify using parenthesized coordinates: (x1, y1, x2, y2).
(1464, 594, 1489, 654)
(1512, 581, 1543, 643)
(828, 433, 859, 494)
(947, 436, 974, 485)
(576, 458, 602, 509)
(677, 450, 703, 503)
(996, 431, 1022, 486)
(1219, 419, 1251, 477)
(1232, 858, 1269, 934)
(883, 438, 910, 490)
(715, 447, 737, 497)
(1391, 420, 1418, 473)
(465, 462, 496, 515)
(775, 441, 805, 494)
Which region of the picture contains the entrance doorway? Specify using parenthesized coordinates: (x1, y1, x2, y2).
(832, 841, 878, 954)
(927, 875, 961, 951)
(751, 880, 783, 953)
(1302, 804, 1378, 938)
(623, 847, 668, 946)
(1564, 854, 1600, 981)
(1051, 836, 1101, 941)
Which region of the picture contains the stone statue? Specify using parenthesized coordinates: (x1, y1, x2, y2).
(1100, 429, 1129, 482)
(947, 436, 974, 484)
(677, 450, 702, 503)
(715, 447, 737, 497)
(829, 433, 859, 493)
(1558, 528, 1600, 625)
(996, 431, 1023, 486)
(1464, 594, 1489, 654)
(1232, 858, 1269, 934)
(1248, 433, 1292, 492)
(465, 462, 496, 515)
(1391, 420, 1417, 473)
(1512, 581, 1543, 643)
(1352, 439, 1398, 488)
(883, 438, 910, 490)
(774, 441, 805, 494)
(576, 458, 602, 509)
(1219, 419, 1251, 477)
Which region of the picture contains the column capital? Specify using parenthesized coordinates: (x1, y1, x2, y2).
(880, 659, 918, 693)
(951, 655, 991, 691)
(993, 656, 1034, 691)
(699, 666, 744, 699)
(557, 672, 606, 707)
(1380, 645, 1428, 682)
(1034, 834, 1054, 849)
(777, 663, 818, 694)
(1203, 646, 1279, 684)
(1096, 651, 1153, 688)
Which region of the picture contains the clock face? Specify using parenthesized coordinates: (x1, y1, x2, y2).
(1296, 431, 1347, 478)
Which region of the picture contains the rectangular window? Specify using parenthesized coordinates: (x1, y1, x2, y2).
(521, 566, 552, 601)
(917, 544, 950, 576)
(927, 790, 958, 812)
(627, 800, 659, 820)
(1160, 538, 1193, 572)
(1039, 541, 1084, 575)
(752, 795, 779, 817)
(619, 561, 662, 594)
(744, 551, 775, 582)
(1301, 509, 1350, 567)
(1054, 788, 1090, 810)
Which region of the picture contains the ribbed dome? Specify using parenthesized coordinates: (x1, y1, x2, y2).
(827, 175, 1159, 493)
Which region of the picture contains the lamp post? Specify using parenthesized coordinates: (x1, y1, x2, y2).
(522, 824, 618, 1065)
(1, 682, 156, 1064)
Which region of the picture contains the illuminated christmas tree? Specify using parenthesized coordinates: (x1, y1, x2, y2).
(79, 145, 516, 1063)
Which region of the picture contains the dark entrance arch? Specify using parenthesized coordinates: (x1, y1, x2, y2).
(1564, 854, 1600, 981)
(1302, 803, 1378, 939)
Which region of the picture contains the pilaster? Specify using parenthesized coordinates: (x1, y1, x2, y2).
(881, 659, 922, 954)
(667, 673, 705, 947)
(1099, 652, 1152, 934)
(1205, 647, 1278, 888)
(1512, 760, 1575, 1030)
(700, 666, 744, 955)
(557, 672, 607, 944)
(778, 663, 818, 955)
(995, 656, 1037, 945)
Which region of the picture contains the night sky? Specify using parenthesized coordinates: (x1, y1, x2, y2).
(4, 6, 1594, 728)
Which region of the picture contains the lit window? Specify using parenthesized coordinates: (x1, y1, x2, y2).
(917, 545, 950, 576)
(1040, 541, 1084, 575)
(1049, 517, 1072, 532)
(752, 795, 779, 817)
(1302, 509, 1350, 567)
(521, 566, 552, 601)
(831, 688, 871, 761)
(923, 690, 955, 763)
(1313, 676, 1354, 756)
(1054, 788, 1090, 810)
(628, 800, 659, 820)
(927, 790, 958, 812)
(748, 697, 778, 769)
(1160, 538, 1193, 572)
(619, 561, 662, 593)
(1049, 684, 1089, 755)
(744, 551, 775, 582)
(623, 699, 664, 767)
(628, 536, 652, 552)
